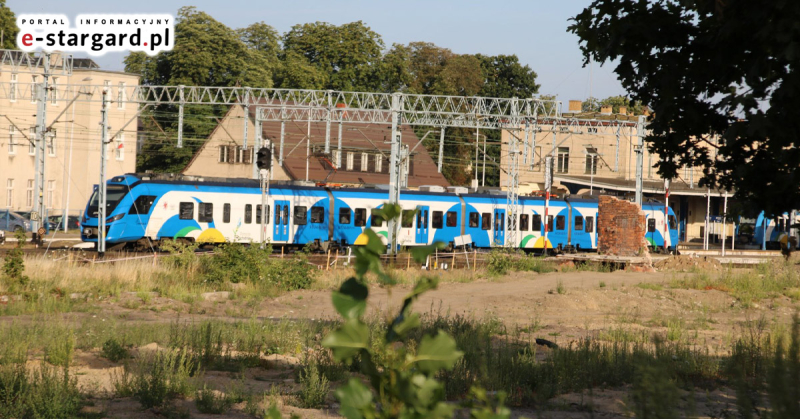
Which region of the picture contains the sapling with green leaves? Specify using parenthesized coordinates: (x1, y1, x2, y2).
(322, 204, 510, 419)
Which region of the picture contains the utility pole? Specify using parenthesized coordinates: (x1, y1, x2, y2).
(325, 91, 332, 154)
(32, 52, 51, 244)
(387, 93, 402, 255)
(473, 126, 480, 190)
(337, 110, 343, 168)
(481, 132, 487, 187)
(437, 127, 445, 173)
(260, 168, 269, 245)
(544, 156, 554, 255)
(176, 85, 184, 148)
(664, 179, 670, 253)
(98, 87, 109, 254)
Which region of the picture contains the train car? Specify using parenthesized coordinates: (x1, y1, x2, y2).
(82, 174, 679, 253)
(753, 211, 800, 249)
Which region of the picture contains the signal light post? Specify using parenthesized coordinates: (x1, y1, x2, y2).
(257, 147, 272, 246)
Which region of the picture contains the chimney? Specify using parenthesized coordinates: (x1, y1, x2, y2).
(619, 106, 627, 115)
(600, 105, 612, 115)
(568, 100, 582, 112)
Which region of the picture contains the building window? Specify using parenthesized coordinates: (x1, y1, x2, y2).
(218, 145, 229, 163)
(346, 152, 354, 171)
(117, 82, 126, 109)
(47, 180, 55, 207)
(585, 147, 598, 175)
(8, 126, 16, 154)
(332, 150, 341, 168)
(28, 128, 35, 155)
(47, 131, 56, 157)
(557, 147, 569, 173)
(50, 77, 58, 105)
(9, 73, 17, 102)
(115, 134, 125, 161)
(361, 153, 369, 172)
(6, 179, 13, 207)
(26, 179, 33, 207)
(375, 154, 382, 173)
(235, 147, 251, 164)
(30, 76, 37, 103)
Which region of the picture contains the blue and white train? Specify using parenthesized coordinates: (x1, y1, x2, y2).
(80, 174, 679, 252)
(753, 211, 800, 249)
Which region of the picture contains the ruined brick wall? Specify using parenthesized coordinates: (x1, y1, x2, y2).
(598, 196, 649, 256)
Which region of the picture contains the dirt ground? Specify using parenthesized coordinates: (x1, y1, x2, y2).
(5, 267, 799, 418)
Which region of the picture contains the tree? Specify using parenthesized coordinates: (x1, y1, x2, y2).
(581, 95, 644, 115)
(432, 54, 484, 97)
(274, 50, 328, 90)
(377, 43, 413, 93)
(282, 21, 384, 91)
(125, 7, 275, 173)
(570, 0, 800, 215)
(0, 0, 17, 49)
(477, 54, 540, 99)
(406, 42, 453, 95)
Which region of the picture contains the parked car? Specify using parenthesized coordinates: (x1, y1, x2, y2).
(48, 215, 81, 230)
(0, 210, 31, 232)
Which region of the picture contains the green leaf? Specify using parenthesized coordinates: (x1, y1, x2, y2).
(322, 319, 370, 362)
(335, 379, 376, 419)
(391, 312, 420, 338)
(372, 203, 401, 222)
(414, 331, 463, 373)
(363, 229, 386, 255)
(410, 242, 445, 264)
(332, 277, 368, 320)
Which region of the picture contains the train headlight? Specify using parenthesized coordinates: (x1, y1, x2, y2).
(107, 213, 125, 223)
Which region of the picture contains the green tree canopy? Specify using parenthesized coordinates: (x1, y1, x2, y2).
(477, 54, 540, 99)
(570, 0, 800, 215)
(282, 21, 384, 91)
(581, 95, 644, 115)
(0, 0, 17, 50)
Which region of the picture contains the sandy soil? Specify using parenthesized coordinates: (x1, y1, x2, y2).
(5, 268, 799, 418)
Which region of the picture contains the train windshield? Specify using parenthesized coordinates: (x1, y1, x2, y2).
(87, 185, 129, 217)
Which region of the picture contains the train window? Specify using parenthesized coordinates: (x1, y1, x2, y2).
(420, 210, 429, 228)
(668, 215, 677, 230)
(494, 213, 502, 231)
(311, 207, 324, 224)
(556, 215, 565, 230)
(256, 205, 262, 224)
(647, 218, 656, 233)
(547, 215, 554, 232)
(585, 216, 594, 233)
(265, 205, 270, 224)
(481, 213, 491, 230)
(446, 211, 457, 227)
(294, 206, 307, 225)
(282, 206, 289, 225)
(371, 210, 383, 227)
(179, 202, 194, 220)
(198, 203, 213, 223)
(520, 214, 529, 231)
(244, 204, 252, 224)
(574, 216, 584, 231)
(532, 214, 542, 231)
(432, 211, 443, 229)
(469, 212, 480, 228)
(339, 208, 351, 224)
(354, 208, 367, 227)
(129, 195, 156, 215)
(401, 210, 415, 228)
(223, 204, 230, 223)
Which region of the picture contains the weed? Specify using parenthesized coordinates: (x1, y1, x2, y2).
(487, 250, 555, 275)
(44, 330, 74, 368)
(2, 229, 29, 290)
(636, 282, 664, 291)
(599, 281, 606, 288)
(630, 361, 680, 419)
(101, 338, 130, 362)
(556, 280, 566, 295)
(0, 363, 82, 418)
(294, 359, 329, 409)
(130, 349, 198, 408)
(195, 385, 234, 414)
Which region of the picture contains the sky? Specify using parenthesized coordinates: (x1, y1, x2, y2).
(8, 0, 627, 102)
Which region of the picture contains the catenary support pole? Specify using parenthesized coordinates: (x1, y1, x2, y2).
(325, 92, 332, 154)
(722, 192, 728, 257)
(437, 126, 445, 173)
(176, 85, 184, 148)
(705, 188, 711, 251)
(664, 179, 670, 253)
(98, 87, 109, 254)
(242, 87, 250, 149)
(634, 116, 645, 207)
(388, 93, 402, 255)
(337, 112, 343, 168)
(32, 52, 50, 242)
(279, 106, 286, 167)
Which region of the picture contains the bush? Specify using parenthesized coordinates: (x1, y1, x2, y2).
(2, 229, 29, 289)
(131, 349, 198, 408)
(0, 363, 82, 418)
(101, 338, 130, 362)
(487, 250, 554, 276)
(199, 243, 315, 290)
(294, 359, 329, 409)
(195, 385, 234, 414)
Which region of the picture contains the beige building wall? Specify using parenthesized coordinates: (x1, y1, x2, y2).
(0, 67, 139, 218)
(182, 105, 291, 180)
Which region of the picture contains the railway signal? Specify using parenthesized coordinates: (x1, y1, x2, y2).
(257, 147, 272, 170)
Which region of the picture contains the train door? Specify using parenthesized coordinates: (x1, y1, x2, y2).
(493, 208, 505, 246)
(415, 206, 429, 244)
(273, 200, 290, 241)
